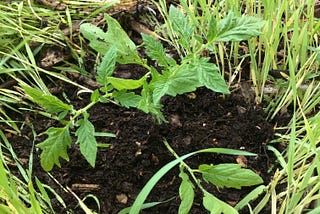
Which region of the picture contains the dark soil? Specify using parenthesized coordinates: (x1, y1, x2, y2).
(3, 3, 276, 213)
(7, 84, 274, 214)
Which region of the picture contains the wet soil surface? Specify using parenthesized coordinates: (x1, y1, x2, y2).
(4, 3, 276, 213)
(8, 85, 274, 213)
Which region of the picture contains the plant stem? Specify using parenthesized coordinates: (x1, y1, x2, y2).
(163, 139, 208, 193)
(70, 92, 112, 121)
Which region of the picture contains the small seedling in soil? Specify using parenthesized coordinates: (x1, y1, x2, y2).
(22, 85, 116, 171)
(80, 9, 265, 122)
(23, 2, 265, 189)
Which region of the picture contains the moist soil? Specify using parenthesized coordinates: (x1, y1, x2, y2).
(8, 84, 275, 214)
(4, 4, 276, 213)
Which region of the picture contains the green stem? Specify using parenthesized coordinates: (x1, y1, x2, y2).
(70, 92, 112, 121)
(163, 139, 207, 193)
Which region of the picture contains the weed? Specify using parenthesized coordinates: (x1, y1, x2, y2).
(119, 140, 264, 214)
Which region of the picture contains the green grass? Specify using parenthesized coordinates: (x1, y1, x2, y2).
(0, 0, 319, 213)
(0, 129, 59, 213)
(0, 1, 107, 213)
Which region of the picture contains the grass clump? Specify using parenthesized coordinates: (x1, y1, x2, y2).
(0, 0, 319, 213)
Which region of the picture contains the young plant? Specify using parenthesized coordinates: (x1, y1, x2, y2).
(119, 140, 264, 214)
(22, 2, 265, 171)
(79, 6, 265, 121)
(22, 85, 115, 171)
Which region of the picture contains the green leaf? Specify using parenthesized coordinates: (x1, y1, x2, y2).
(309, 46, 320, 64)
(37, 127, 72, 171)
(107, 76, 144, 90)
(34, 178, 53, 210)
(22, 86, 72, 114)
(97, 143, 110, 148)
(119, 197, 174, 214)
(235, 185, 266, 210)
(178, 171, 194, 214)
(142, 34, 176, 67)
(203, 191, 238, 214)
(113, 90, 142, 108)
(168, 5, 194, 49)
(193, 34, 203, 44)
(57, 111, 69, 120)
(75, 116, 97, 167)
(80, 14, 142, 64)
(192, 58, 230, 94)
(151, 65, 201, 104)
(207, 16, 218, 43)
(90, 89, 100, 103)
(128, 144, 255, 214)
(199, 163, 263, 189)
(215, 12, 265, 42)
(94, 132, 116, 138)
(129, 148, 198, 213)
(137, 82, 165, 123)
(0, 151, 9, 190)
(96, 46, 117, 85)
(99, 96, 108, 103)
(79, 23, 108, 53)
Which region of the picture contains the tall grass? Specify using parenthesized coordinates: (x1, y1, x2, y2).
(0, 0, 319, 213)
(0, 1, 103, 213)
(177, 0, 320, 212)
(245, 0, 320, 212)
(249, 0, 319, 104)
(139, 0, 320, 212)
(0, 1, 97, 132)
(0, 130, 62, 213)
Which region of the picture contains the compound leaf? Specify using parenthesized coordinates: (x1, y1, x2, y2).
(137, 82, 165, 123)
(199, 163, 263, 189)
(128, 146, 254, 213)
(23, 86, 72, 114)
(113, 90, 142, 108)
(142, 34, 176, 68)
(169, 5, 194, 49)
(192, 58, 230, 94)
(216, 12, 265, 42)
(151, 65, 201, 104)
(75, 116, 97, 167)
(80, 14, 142, 64)
(97, 46, 117, 86)
(37, 127, 72, 171)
